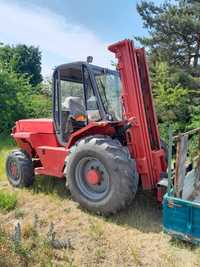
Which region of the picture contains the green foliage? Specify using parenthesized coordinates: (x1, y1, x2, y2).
(187, 106, 200, 129)
(152, 62, 189, 140)
(0, 191, 17, 211)
(152, 62, 189, 121)
(12, 241, 31, 260)
(0, 43, 42, 86)
(136, 1, 200, 68)
(0, 43, 51, 133)
(0, 69, 32, 132)
(137, 0, 200, 139)
(28, 94, 51, 118)
(41, 76, 52, 96)
(0, 68, 51, 133)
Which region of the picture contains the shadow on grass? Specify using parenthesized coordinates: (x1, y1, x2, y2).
(169, 236, 200, 252)
(80, 188, 163, 234)
(31, 176, 162, 234)
(31, 175, 71, 200)
(170, 237, 195, 248)
(109, 189, 163, 233)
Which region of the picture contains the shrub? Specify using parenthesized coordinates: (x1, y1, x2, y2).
(0, 68, 32, 133)
(151, 61, 189, 140)
(0, 190, 17, 211)
(28, 94, 51, 118)
(0, 68, 52, 134)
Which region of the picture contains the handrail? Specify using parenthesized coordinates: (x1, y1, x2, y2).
(167, 127, 173, 194)
(173, 127, 200, 140)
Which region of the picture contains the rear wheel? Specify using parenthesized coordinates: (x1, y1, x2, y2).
(65, 136, 138, 215)
(6, 150, 34, 188)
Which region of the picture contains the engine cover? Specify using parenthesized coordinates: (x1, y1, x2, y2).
(15, 119, 55, 134)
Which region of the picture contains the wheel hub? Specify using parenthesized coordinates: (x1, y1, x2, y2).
(85, 169, 101, 185)
(75, 157, 110, 201)
(10, 162, 17, 177)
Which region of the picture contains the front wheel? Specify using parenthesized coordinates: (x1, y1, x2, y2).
(6, 150, 34, 188)
(65, 136, 139, 215)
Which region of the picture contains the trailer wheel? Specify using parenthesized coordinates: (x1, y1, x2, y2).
(6, 150, 34, 188)
(65, 136, 138, 215)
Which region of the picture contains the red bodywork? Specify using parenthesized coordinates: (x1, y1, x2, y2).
(12, 39, 166, 193)
(109, 40, 166, 189)
(12, 119, 116, 178)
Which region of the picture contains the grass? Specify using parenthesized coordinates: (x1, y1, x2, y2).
(1, 135, 200, 266)
(130, 246, 143, 266)
(14, 208, 25, 219)
(89, 219, 104, 240)
(0, 219, 76, 267)
(0, 227, 21, 267)
(32, 175, 69, 199)
(94, 247, 106, 264)
(0, 190, 17, 211)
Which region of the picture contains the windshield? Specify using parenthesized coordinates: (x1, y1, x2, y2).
(95, 72, 122, 120)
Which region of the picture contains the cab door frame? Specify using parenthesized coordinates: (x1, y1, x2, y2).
(52, 63, 108, 146)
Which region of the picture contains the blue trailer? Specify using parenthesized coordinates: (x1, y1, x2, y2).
(163, 128, 200, 244)
(163, 193, 200, 244)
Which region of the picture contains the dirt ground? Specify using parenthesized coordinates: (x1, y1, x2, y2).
(1, 176, 200, 267)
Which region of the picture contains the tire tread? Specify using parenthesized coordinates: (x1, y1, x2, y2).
(65, 136, 139, 215)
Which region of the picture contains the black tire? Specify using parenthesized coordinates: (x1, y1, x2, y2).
(64, 136, 139, 215)
(6, 150, 34, 188)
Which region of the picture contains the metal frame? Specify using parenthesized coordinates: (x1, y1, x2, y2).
(83, 63, 107, 120)
(168, 127, 200, 197)
(167, 127, 173, 195)
(109, 39, 166, 189)
(52, 62, 117, 144)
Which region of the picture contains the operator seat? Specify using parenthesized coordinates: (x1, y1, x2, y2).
(61, 97, 86, 141)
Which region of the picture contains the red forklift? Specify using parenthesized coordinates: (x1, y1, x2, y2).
(6, 39, 167, 215)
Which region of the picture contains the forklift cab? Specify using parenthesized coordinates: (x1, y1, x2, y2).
(53, 62, 122, 144)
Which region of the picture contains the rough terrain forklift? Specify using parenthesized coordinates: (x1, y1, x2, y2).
(6, 39, 167, 215)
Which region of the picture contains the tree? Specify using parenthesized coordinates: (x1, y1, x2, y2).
(0, 69, 32, 132)
(40, 76, 52, 96)
(136, 1, 200, 68)
(151, 61, 189, 139)
(28, 94, 51, 119)
(0, 43, 42, 86)
(0, 68, 52, 133)
(137, 0, 200, 137)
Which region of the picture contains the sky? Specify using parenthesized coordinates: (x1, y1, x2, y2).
(0, 0, 164, 77)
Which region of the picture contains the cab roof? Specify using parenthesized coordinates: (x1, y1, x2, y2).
(54, 61, 118, 83)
